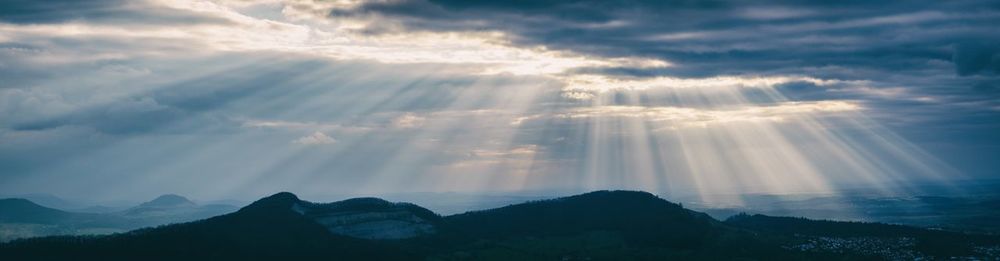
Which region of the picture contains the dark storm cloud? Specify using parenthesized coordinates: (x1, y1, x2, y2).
(330, 1, 1000, 169)
(333, 0, 1000, 80)
(954, 42, 1000, 76)
(0, 0, 228, 25)
(0, 0, 123, 23)
(340, 0, 1000, 177)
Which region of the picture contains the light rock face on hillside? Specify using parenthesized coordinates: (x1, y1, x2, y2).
(292, 198, 438, 240)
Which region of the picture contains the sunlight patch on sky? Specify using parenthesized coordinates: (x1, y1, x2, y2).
(560, 75, 857, 99)
(513, 101, 860, 129)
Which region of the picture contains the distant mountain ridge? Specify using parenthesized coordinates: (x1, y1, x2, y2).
(1, 191, 999, 260)
(0, 194, 237, 242)
(0, 198, 77, 224)
(119, 194, 230, 221)
(0, 194, 84, 211)
(135, 194, 195, 208)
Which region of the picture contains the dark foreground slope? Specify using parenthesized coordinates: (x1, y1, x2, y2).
(726, 214, 1000, 258)
(2, 191, 999, 260)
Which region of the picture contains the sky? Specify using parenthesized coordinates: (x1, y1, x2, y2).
(1, 0, 998, 204)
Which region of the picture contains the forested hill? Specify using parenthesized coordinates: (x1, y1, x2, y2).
(2, 191, 998, 260)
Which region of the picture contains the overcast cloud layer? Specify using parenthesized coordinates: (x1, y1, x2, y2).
(0, 0, 997, 203)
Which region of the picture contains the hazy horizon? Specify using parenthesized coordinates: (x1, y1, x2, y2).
(7, 178, 1000, 214)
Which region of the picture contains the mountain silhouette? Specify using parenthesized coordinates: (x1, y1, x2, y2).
(0, 195, 237, 242)
(0, 194, 84, 211)
(135, 194, 196, 208)
(1, 191, 998, 260)
(0, 198, 117, 242)
(445, 191, 718, 246)
(0, 198, 76, 224)
(0, 192, 412, 260)
(119, 194, 235, 221)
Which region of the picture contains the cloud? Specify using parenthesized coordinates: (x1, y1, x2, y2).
(8, 96, 189, 135)
(392, 113, 426, 129)
(241, 119, 372, 133)
(467, 144, 539, 159)
(292, 131, 336, 145)
(439, 144, 543, 175)
(312, 0, 1000, 146)
(953, 42, 1000, 76)
(329, 0, 1000, 82)
(0, 0, 228, 25)
(515, 101, 861, 129)
(559, 74, 850, 99)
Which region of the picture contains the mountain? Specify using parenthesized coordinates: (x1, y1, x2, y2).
(0, 192, 411, 260)
(238, 192, 441, 240)
(121, 194, 197, 218)
(295, 197, 441, 239)
(435, 191, 790, 260)
(2, 191, 999, 260)
(119, 194, 236, 223)
(0, 195, 237, 242)
(444, 191, 721, 246)
(0, 199, 118, 242)
(0, 199, 76, 224)
(135, 194, 196, 208)
(0, 194, 85, 211)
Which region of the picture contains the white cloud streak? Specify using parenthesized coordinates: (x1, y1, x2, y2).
(515, 101, 861, 129)
(292, 131, 336, 145)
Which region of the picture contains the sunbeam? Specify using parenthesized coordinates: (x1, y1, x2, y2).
(2, 0, 996, 217)
(4, 1, 1000, 259)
